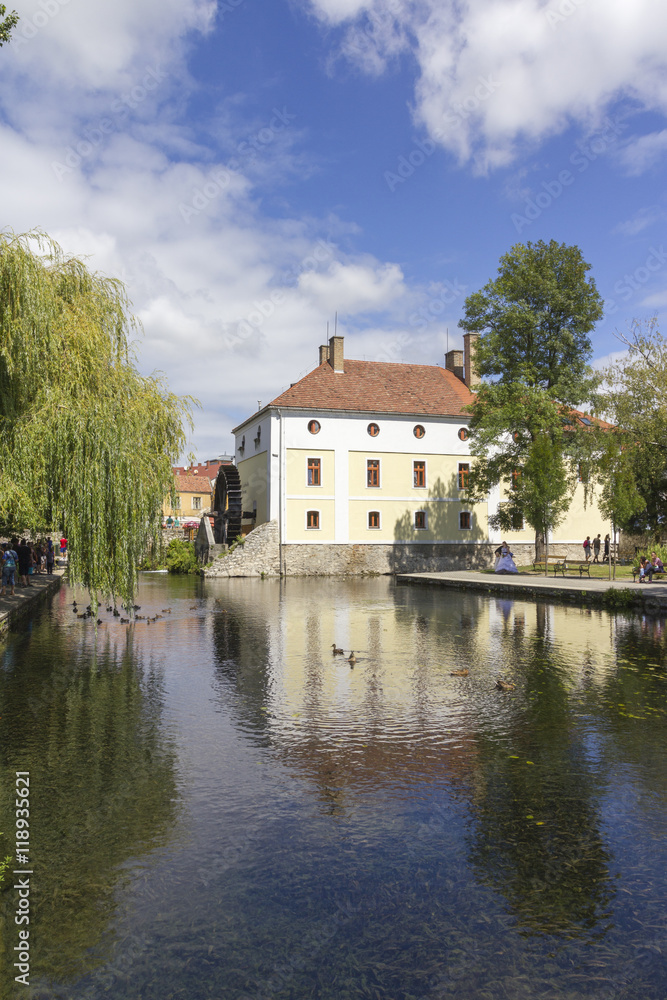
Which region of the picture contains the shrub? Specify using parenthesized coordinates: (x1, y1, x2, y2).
(165, 539, 199, 574)
(602, 588, 635, 610)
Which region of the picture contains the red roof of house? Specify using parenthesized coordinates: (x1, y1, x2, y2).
(259, 360, 475, 420)
(174, 475, 212, 493)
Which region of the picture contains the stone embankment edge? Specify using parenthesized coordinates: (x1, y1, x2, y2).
(395, 573, 667, 615)
(0, 573, 64, 635)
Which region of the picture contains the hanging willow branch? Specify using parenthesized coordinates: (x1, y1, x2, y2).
(0, 231, 195, 604)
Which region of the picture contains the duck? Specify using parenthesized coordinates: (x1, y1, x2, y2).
(106, 606, 113, 613)
(120, 617, 129, 624)
(161, 608, 172, 613)
(189, 605, 198, 610)
(496, 679, 515, 692)
(331, 643, 344, 655)
(112, 608, 120, 617)
(347, 651, 357, 666)
(450, 669, 469, 677)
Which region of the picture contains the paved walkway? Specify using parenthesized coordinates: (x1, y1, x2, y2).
(0, 569, 65, 632)
(396, 570, 667, 610)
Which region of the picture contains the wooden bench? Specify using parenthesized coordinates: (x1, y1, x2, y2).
(532, 555, 569, 577)
(632, 566, 666, 583)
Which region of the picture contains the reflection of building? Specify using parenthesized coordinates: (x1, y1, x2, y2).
(230, 335, 608, 572)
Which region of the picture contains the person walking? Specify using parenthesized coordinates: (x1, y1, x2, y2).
(1, 543, 18, 597)
(583, 536, 591, 562)
(593, 534, 601, 563)
(46, 538, 55, 575)
(16, 538, 32, 587)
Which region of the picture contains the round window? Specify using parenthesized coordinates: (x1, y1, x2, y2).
(367, 423, 380, 437)
(413, 425, 425, 439)
(308, 419, 321, 435)
(458, 427, 469, 441)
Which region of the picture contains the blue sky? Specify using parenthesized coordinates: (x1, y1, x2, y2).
(2, 0, 666, 458)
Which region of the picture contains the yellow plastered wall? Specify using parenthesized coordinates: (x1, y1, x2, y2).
(238, 453, 269, 526)
(163, 490, 211, 516)
(348, 451, 470, 498)
(557, 482, 609, 544)
(286, 449, 335, 494)
(348, 499, 488, 542)
(286, 499, 336, 541)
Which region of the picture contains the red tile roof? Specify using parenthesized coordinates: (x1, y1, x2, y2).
(267, 359, 476, 418)
(174, 475, 213, 493)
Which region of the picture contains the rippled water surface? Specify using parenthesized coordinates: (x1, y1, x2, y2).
(2, 576, 667, 998)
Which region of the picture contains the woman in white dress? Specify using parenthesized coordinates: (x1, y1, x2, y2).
(495, 541, 518, 574)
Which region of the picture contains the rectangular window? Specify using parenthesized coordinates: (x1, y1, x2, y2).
(459, 511, 471, 530)
(367, 459, 380, 487)
(368, 511, 380, 529)
(173, 496, 181, 509)
(306, 510, 320, 529)
(192, 496, 202, 510)
(458, 463, 470, 490)
(413, 461, 425, 488)
(307, 458, 321, 486)
(498, 502, 524, 530)
(511, 468, 521, 490)
(415, 510, 427, 530)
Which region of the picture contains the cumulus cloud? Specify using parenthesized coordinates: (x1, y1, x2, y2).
(303, 0, 667, 172)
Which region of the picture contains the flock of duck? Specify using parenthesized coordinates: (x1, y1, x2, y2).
(71, 601, 173, 625)
(330, 642, 514, 690)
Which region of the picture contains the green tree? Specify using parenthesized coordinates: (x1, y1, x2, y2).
(0, 231, 193, 604)
(0, 4, 18, 45)
(460, 240, 604, 558)
(599, 318, 667, 541)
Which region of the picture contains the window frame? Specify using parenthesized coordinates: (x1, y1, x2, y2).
(307, 457, 322, 487)
(306, 510, 321, 530)
(459, 511, 472, 530)
(413, 424, 425, 439)
(458, 463, 470, 490)
(457, 427, 469, 441)
(413, 460, 426, 489)
(414, 510, 427, 530)
(367, 422, 380, 437)
(367, 510, 381, 530)
(308, 419, 321, 434)
(192, 496, 202, 510)
(366, 458, 381, 488)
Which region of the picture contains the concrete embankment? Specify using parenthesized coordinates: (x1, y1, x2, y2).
(396, 570, 667, 613)
(0, 570, 65, 634)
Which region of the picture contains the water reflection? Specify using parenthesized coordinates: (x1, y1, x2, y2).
(2, 577, 667, 998)
(0, 590, 179, 984)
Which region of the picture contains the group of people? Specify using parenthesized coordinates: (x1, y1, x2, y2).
(1, 536, 66, 598)
(638, 552, 665, 583)
(582, 534, 611, 563)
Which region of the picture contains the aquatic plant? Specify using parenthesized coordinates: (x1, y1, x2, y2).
(165, 538, 199, 574)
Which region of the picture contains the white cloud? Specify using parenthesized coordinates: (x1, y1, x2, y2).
(298, 260, 405, 313)
(303, 0, 667, 172)
(612, 204, 666, 238)
(616, 129, 667, 176)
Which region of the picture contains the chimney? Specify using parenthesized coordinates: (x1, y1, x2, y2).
(463, 332, 481, 389)
(445, 349, 464, 382)
(319, 343, 330, 365)
(328, 335, 344, 373)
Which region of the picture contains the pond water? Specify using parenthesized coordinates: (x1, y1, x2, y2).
(2, 576, 667, 999)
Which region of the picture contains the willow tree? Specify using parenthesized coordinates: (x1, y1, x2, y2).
(0, 231, 193, 603)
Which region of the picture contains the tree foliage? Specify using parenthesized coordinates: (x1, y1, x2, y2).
(0, 231, 194, 603)
(598, 318, 667, 537)
(0, 4, 18, 46)
(460, 240, 604, 547)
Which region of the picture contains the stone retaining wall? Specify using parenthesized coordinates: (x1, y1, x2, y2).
(204, 520, 280, 578)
